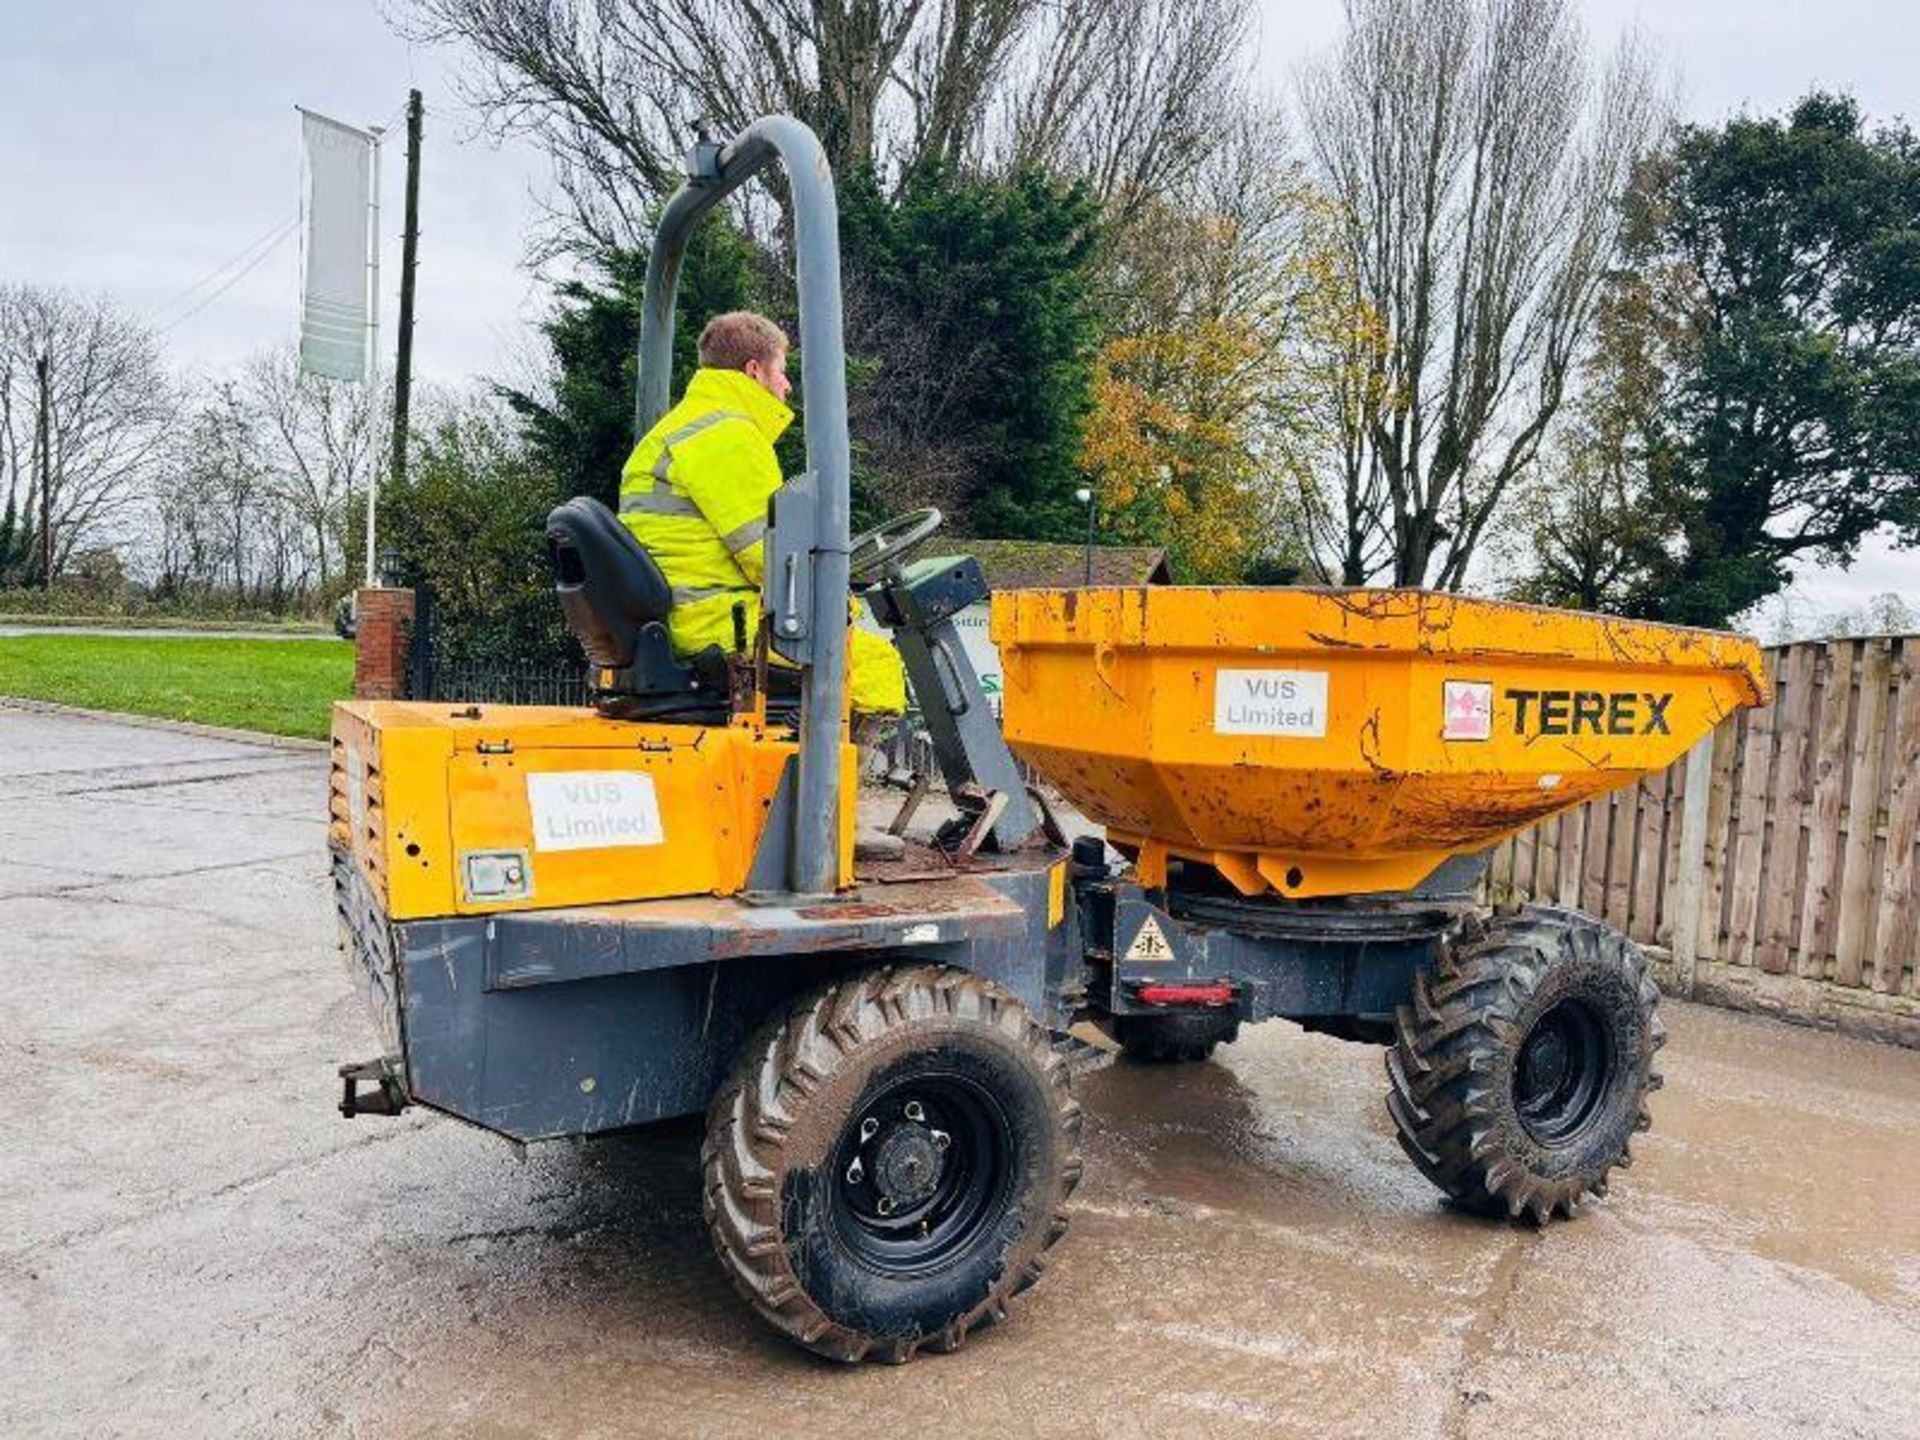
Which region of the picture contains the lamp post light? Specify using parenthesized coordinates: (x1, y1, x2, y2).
(1075, 486, 1095, 585)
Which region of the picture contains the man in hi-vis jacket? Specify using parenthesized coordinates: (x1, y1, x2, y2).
(618, 310, 906, 717)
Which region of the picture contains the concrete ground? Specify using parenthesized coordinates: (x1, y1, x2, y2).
(2, 705, 1917, 1438)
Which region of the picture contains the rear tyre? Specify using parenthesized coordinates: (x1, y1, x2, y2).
(702, 965, 1082, 1363)
(1114, 1011, 1241, 1063)
(1385, 907, 1664, 1224)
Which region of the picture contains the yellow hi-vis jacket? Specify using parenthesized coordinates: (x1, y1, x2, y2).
(617, 367, 906, 716)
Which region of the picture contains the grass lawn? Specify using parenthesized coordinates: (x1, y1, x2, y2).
(0, 635, 353, 740)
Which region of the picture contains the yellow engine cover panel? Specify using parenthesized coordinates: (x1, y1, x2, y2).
(991, 587, 1770, 899)
(330, 702, 854, 920)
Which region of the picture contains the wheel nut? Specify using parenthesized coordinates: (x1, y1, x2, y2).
(930, 1128, 950, 1151)
(876, 1195, 895, 1216)
(859, 1117, 879, 1142)
(904, 1100, 926, 1123)
(846, 1157, 864, 1185)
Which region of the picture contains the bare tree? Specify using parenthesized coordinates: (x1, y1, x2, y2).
(236, 348, 384, 587)
(147, 363, 382, 609)
(1085, 101, 1381, 579)
(151, 449, 220, 600)
(1491, 264, 1677, 608)
(996, 0, 1251, 234)
(150, 388, 263, 603)
(1098, 101, 1295, 333)
(399, 0, 1250, 256)
(0, 285, 172, 581)
(1298, 0, 1662, 587)
(401, 0, 1035, 252)
(195, 385, 266, 597)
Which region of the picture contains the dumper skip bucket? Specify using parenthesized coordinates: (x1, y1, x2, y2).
(992, 588, 1769, 900)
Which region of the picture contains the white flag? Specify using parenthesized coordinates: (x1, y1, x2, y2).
(300, 110, 373, 381)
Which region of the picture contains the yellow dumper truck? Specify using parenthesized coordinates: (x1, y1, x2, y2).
(329, 117, 1769, 1363)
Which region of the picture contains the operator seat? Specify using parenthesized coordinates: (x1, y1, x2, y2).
(545, 496, 732, 721)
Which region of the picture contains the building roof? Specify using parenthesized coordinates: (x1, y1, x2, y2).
(955, 538, 1172, 591)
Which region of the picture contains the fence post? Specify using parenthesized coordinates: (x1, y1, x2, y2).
(1668, 734, 1716, 997)
(409, 582, 434, 702)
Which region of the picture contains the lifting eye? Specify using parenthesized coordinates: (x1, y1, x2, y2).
(1285, 866, 1304, 889)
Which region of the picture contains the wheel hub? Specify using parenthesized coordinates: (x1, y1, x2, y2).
(1514, 999, 1612, 1145)
(830, 1076, 1006, 1276)
(1522, 1028, 1570, 1097)
(872, 1126, 943, 1208)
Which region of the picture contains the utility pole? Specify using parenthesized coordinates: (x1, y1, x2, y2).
(35, 354, 51, 590)
(390, 88, 423, 497)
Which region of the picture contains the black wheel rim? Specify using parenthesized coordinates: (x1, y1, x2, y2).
(1513, 999, 1612, 1145)
(827, 1071, 1013, 1277)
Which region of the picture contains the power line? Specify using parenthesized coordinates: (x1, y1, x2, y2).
(148, 101, 408, 339)
(147, 213, 300, 328)
(155, 220, 301, 335)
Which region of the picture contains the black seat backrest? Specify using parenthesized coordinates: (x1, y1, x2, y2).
(546, 496, 671, 669)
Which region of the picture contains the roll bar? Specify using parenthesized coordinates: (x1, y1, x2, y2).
(635, 117, 851, 897)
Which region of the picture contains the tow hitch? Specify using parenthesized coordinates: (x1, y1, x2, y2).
(338, 1057, 409, 1118)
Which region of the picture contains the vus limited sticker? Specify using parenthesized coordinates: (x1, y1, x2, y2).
(1214, 669, 1329, 737)
(527, 771, 665, 851)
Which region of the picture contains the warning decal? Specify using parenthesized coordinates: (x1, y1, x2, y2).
(1124, 914, 1176, 963)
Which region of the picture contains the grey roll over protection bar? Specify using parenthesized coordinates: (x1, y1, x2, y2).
(635, 117, 853, 897)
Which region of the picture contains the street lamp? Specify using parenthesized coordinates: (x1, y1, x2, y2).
(1075, 486, 1095, 585)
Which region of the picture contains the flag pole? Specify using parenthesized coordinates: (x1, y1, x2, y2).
(365, 124, 384, 587)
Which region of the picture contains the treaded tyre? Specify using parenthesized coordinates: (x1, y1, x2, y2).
(1386, 906, 1664, 1224)
(702, 964, 1082, 1363)
(1114, 1012, 1241, 1063)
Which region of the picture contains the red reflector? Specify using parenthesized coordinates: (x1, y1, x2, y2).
(1134, 984, 1236, 1007)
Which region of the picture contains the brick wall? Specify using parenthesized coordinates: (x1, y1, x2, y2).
(353, 587, 415, 700)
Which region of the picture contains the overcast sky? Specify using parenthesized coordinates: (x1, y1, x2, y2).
(1, 0, 1912, 611)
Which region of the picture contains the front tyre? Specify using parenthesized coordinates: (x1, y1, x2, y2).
(1386, 907, 1664, 1224)
(702, 965, 1082, 1363)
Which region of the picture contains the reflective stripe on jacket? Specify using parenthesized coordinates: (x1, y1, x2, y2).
(618, 367, 792, 658)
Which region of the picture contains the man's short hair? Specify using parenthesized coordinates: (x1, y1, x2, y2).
(697, 311, 788, 372)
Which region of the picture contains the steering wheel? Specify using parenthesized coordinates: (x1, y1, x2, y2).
(846, 506, 944, 582)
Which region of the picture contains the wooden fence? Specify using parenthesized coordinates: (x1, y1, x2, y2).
(1485, 634, 1920, 1047)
